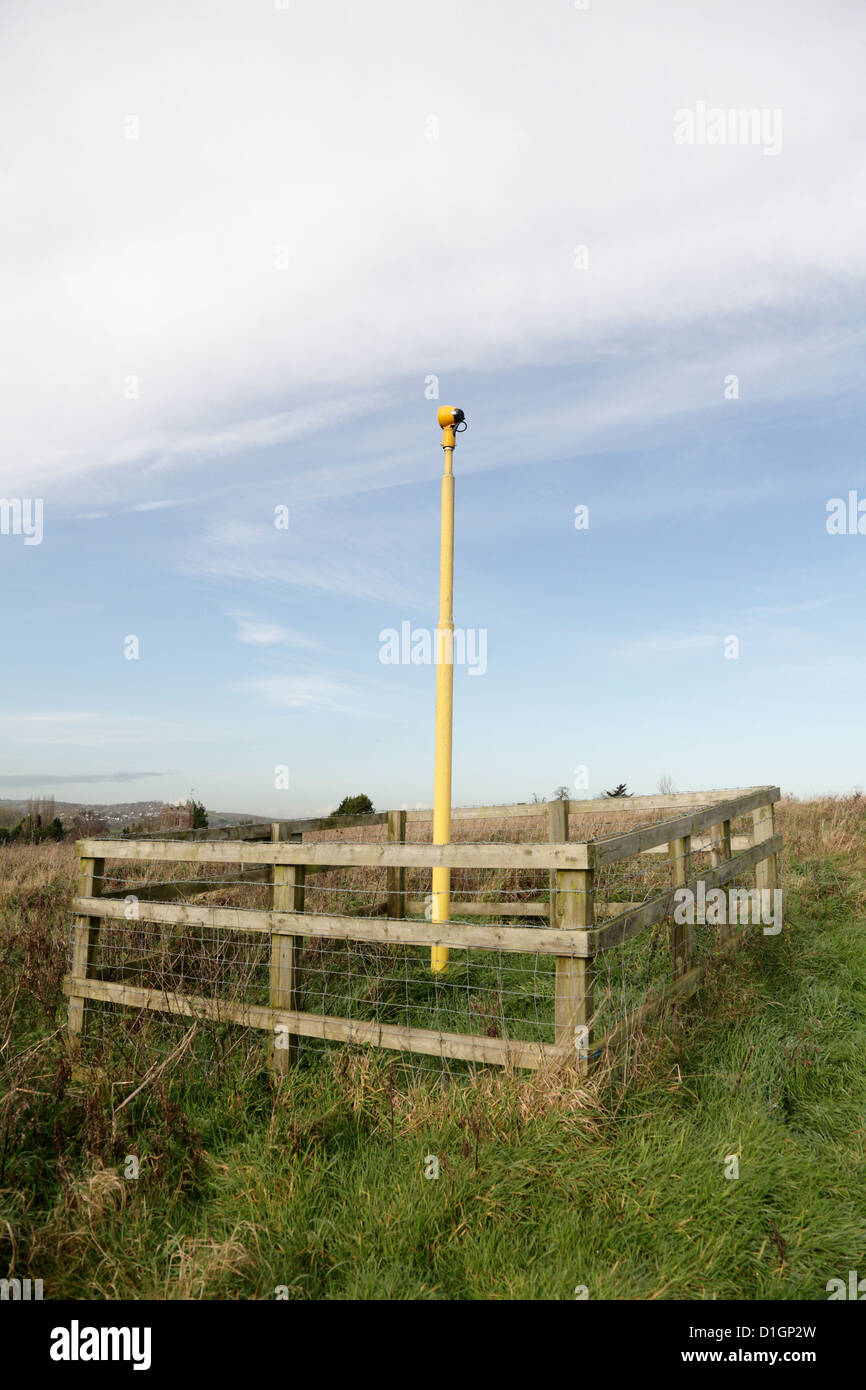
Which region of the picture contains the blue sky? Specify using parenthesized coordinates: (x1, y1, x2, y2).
(1, 0, 864, 813)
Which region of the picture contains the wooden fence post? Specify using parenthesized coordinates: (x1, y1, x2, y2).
(709, 819, 733, 944)
(386, 809, 407, 918)
(554, 856, 594, 1074)
(269, 822, 305, 1074)
(547, 798, 569, 924)
(751, 799, 779, 928)
(67, 847, 105, 1049)
(670, 834, 693, 980)
(709, 819, 732, 868)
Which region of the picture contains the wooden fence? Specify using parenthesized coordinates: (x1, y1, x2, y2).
(64, 785, 781, 1075)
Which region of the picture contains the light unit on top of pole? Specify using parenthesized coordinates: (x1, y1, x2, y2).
(431, 404, 467, 974)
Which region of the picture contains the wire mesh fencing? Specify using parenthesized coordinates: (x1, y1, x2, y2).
(64, 788, 781, 1083)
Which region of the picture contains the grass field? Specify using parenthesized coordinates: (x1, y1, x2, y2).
(2, 797, 864, 1300)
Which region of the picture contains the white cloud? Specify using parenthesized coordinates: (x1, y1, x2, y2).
(232, 618, 290, 647)
(2, 0, 864, 495)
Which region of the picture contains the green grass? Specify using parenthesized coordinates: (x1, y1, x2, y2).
(2, 830, 865, 1299)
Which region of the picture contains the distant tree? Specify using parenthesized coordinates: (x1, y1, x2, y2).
(552, 785, 570, 801)
(530, 792, 547, 804)
(604, 783, 632, 798)
(335, 794, 375, 816)
(192, 800, 208, 829)
(658, 774, 675, 795)
(2, 812, 64, 844)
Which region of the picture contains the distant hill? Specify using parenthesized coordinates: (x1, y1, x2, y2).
(0, 799, 269, 833)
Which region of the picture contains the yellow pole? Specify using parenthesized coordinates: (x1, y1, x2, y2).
(431, 405, 464, 973)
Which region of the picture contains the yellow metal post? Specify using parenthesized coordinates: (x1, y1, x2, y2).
(431, 405, 465, 973)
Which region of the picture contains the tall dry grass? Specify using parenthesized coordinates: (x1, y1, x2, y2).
(2, 794, 865, 1298)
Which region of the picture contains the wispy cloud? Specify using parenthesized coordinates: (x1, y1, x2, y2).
(138, 393, 391, 478)
(191, 515, 428, 607)
(231, 675, 364, 714)
(229, 611, 321, 648)
(0, 771, 166, 786)
(615, 597, 836, 659)
(124, 499, 187, 513)
(0, 710, 229, 748)
(615, 632, 721, 658)
(0, 711, 100, 724)
(748, 598, 834, 617)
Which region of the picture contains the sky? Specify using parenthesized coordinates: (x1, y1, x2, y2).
(1, 0, 865, 815)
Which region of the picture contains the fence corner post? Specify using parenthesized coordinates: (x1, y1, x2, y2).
(268, 822, 304, 1074)
(547, 798, 569, 925)
(553, 848, 594, 1075)
(386, 809, 407, 918)
(709, 818, 734, 944)
(751, 798, 779, 927)
(670, 834, 693, 980)
(67, 843, 105, 1052)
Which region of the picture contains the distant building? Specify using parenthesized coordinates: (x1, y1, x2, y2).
(158, 799, 195, 830)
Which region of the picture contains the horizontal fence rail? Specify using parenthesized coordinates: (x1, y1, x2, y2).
(591, 789, 778, 866)
(75, 839, 596, 870)
(586, 836, 782, 952)
(65, 786, 781, 1075)
(70, 896, 594, 956)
